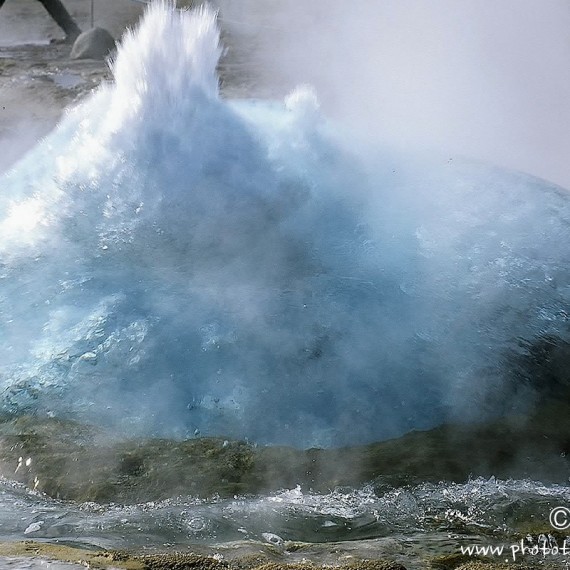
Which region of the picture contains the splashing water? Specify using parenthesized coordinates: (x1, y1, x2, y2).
(1, 1, 570, 447)
(0, 476, 567, 549)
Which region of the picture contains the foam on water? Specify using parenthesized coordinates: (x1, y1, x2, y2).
(1, 2, 570, 446)
(0, 476, 567, 546)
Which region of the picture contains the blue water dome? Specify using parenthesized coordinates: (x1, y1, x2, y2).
(1, 2, 569, 448)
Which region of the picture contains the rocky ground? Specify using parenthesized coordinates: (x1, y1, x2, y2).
(0, 539, 565, 570)
(0, 41, 109, 172)
(1, 400, 570, 504)
(0, 0, 141, 173)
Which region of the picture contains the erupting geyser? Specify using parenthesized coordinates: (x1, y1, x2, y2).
(1, 1, 569, 447)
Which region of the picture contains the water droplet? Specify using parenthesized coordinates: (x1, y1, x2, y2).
(187, 516, 206, 532)
(24, 521, 44, 535)
(261, 532, 284, 546)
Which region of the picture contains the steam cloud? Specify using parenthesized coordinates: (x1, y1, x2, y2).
(217, 0, 570, 189)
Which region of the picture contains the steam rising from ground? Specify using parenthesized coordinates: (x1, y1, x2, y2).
(217, 0, 570, 189)
(1, 2, 570, 447)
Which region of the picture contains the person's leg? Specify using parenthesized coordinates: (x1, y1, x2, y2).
(0, 0, 6, 8)
(37, 0, 81, 41)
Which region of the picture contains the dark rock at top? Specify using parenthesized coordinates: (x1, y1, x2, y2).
(70, 27, 115, 60)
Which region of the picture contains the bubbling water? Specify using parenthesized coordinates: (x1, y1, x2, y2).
(1, 1, 569, 447)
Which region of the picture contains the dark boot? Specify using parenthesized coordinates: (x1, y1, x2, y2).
(37, 0, 82, 42)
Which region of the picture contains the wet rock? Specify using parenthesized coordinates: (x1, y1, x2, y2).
(344, 564, 407, 570)
(141, 552, 226, 570)
(70, 27, 115, 60)
(430, 554, 488, 570)
(0, 542, 412, 570)
(0, 541, 561, 570)
(1, 397, 570, 504)
(261, 533, 284, 548)
(455, 560, 548, 570)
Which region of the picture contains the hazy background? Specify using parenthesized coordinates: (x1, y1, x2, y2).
(1, 0, 568, 187)
(217, 0, 570, 190)
(0, 0, 143, 40)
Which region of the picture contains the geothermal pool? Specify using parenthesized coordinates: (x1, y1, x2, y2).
(0, 2, 569, 567)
